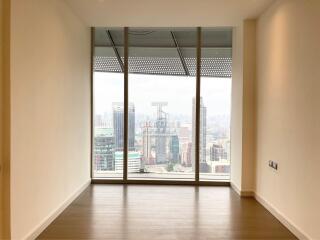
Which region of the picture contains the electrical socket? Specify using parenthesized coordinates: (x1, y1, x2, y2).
(269, 160, 278, 170)
(273, 162, 278, 170)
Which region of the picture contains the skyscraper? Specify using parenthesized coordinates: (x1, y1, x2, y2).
(112, 102, 135, 151)
(192, 97, 207, 170)
(210, 143, 227, 161)
(181, 142, 192, 167)
(169, 135, 180, 163)
(114, 151, 141, 173)
(152, 102, 168, 164)
(94, 127, 115, 171)
(142, 121, 154, 165)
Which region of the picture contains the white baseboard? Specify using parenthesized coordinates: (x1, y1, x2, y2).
(230, 183, 308, 239)
(25, 179, 91, 240)
(254, 193, 310, 240)
(230, 182, 254, 197)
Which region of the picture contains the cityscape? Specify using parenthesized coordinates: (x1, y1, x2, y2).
(94, 74, 231, 180)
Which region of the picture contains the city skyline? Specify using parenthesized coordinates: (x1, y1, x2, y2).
(93, 71, 231, 179)
(94, 97, 231, 176)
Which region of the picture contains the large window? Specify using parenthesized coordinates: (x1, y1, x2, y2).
(199, 28, 232, 181)
(93, 28, 124, 179)
(92, 27, 232, 182)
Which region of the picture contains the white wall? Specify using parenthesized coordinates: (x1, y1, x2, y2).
(230, 20, 257, 194)
(10, 0, 91, 239)
(241, 20, 256, 192)
(66, 0, 274, 27)
(256, 0, 320, 239)
(230, 24, 243, 190)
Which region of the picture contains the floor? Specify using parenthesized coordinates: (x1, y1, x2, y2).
(38, 185, 297, 240)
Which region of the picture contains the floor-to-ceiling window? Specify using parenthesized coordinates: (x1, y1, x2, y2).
(199, 28, 232, 181)
(127, 28, 197, 180)
(93, 28, 124, 179)
(92, 27, 232, 182)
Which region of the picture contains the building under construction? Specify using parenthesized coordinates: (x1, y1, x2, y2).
(142, 102, 178, 165)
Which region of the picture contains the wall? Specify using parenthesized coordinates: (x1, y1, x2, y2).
(65, 0, 274, 27)
(230, 24, 243, 191)
(230, 20, 257, 194)
(241, 20, 256, 192)
(0, 0, 11, 238)
(10, 0, 91, 239)
(256, 0, 320, 239)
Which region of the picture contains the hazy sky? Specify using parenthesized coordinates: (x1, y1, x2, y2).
(94, 72, 231, 118)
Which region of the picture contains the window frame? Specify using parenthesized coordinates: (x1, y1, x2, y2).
(91, 27, 231, 186)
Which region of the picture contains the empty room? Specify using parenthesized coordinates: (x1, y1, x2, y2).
(0, 0, 319, 239)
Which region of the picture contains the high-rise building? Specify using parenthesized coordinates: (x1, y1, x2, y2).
(94, 127, 115, 171)
(152, 102, 168, 164)
(192, 97, 207, 169)
(210, 143, 227, 161)
(169, 135, 180, 163)
(214, 164, 230, 174)
(181, 142, 192, 167)
(142, 121, 155, 165)
(114, 151, 141, 173)
(112, 102, 135, 151)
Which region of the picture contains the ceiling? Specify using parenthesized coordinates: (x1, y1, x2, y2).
(65, 0, 275, 27)
(94, 27, 232, 47)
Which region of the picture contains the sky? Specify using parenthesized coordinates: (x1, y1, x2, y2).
(94, 72, 231, 118)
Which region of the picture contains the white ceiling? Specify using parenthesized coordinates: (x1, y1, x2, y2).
(65, 0, 275, 27)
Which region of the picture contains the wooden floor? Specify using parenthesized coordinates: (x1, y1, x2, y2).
(38, 185, 297, 240)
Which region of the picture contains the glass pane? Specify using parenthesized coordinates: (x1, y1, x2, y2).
(199, 28, 232, 181)
(93, 27, 124, 179)
(128, 28, 197, 180)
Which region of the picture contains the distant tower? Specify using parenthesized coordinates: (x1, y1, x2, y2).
(94, 128, 115, 171)
(142, 121, 154, 165)
(169, 135, 180, 164)
(113, 102, 135, 151)
(152, 102, 168, 164)
(192, 97, 207, 170)
(210, 144, 224, 161)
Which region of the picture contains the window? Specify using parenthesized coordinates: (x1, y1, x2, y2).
(199, 28, 232, 181)
(93, 28, 124, 179)
(92, 27, 232, 182)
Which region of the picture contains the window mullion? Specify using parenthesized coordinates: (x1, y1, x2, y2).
(123, 27, 129, 182)
(195, 27, 201, 183)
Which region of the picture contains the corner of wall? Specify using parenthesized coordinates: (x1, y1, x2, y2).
(230, 24, 244, 192)
(0, 0, 11, 238)
(241, 19, 256, 193)
(231, 19, 257, 196)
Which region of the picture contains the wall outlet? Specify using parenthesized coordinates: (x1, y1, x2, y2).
(269, 160, 278, 170)
(273, 162, 278, 170)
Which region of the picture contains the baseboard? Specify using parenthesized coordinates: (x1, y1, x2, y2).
(254, 193, 310, 240)
(24, 179, 91, 240)
(230, 182, 254, 197)
(231, 184, 310, 239)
